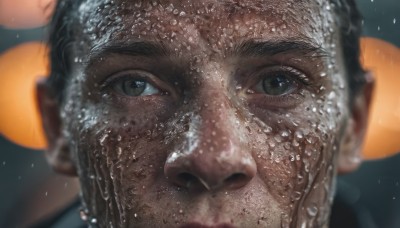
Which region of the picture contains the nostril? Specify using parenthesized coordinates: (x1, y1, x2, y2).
(224, 173, 248, 189)
(176, 172, 199, 188)
(178, 172, 198, 183)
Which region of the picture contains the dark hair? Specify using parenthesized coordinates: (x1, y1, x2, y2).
(47, 0, 366, 102)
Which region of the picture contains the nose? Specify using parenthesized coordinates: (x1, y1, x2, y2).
(164, 94, 256, 192)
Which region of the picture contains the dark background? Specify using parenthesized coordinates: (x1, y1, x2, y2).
(0, 0, 399, 227)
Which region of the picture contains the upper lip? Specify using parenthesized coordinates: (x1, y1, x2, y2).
(179, 223, 236, 228)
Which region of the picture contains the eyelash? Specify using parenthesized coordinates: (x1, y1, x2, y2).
(257, 65, 312, 86)
(100, 70, 164, 94)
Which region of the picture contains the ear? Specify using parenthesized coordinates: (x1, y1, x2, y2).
(338, 72, 375, 174)
(36, 78, 77, 176)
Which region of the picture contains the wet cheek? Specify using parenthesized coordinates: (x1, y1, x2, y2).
(72, 120, 170, 221)
(249, 105, 342, 206)
(63, 91, 178, 220)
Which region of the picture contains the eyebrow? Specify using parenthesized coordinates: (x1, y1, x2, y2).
(233, 39, 329, 58)
(87, 41, 168, 65)
(86, 39, 328, 67)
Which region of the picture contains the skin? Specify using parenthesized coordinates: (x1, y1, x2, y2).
(37, 0, 373, 227)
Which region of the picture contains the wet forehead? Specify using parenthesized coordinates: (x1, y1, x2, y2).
(76, 0, 335, 52)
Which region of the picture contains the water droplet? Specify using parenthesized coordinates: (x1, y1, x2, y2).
(281, 130, 289, 137)
(295, 130, 304, 139)
(307, 205, 318, 217)
(99, 133, 108, 146)
(292, 191, 302, 201)
(263, 126, 272, 133)
(90, 218, 98, 224)
(268, 141, 276, 148)
(80, 209, 89, 221)
(394, 18, 397, 24)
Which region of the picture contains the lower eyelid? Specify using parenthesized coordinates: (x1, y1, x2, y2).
(248, 93, 304, 109)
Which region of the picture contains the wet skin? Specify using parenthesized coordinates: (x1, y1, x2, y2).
(37, 0, 372, 227)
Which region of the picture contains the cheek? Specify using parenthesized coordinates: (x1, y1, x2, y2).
(69, 118, 171, 221)
(249, 98, 346, 206)
(62, 89, 176, 215)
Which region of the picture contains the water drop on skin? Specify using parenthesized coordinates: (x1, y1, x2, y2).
(281, 131, 289, 137)
(306, 205, 318, 217)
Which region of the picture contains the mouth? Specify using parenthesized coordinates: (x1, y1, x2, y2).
(179, 223, 236, 228)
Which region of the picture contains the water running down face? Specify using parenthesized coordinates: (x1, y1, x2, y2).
(37, 0, 373, 227)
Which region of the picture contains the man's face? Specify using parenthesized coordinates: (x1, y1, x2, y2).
(57, 0, 352, 227)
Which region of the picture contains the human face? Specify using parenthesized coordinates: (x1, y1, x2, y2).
(58, 0, 351, 227)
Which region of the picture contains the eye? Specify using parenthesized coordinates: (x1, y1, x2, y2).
(261, 73, 295, 95)
(107, 71, 161, 97)
(253, 67, 305, 96)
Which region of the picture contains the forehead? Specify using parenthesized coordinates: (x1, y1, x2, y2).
(75, 0, 336, 52)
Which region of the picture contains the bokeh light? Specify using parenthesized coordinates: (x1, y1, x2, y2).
(0, 42, 49, 149)
(361, 37, 400, 160)
(0, 0, 55, 29)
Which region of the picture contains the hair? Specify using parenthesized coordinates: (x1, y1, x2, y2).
(47, 0, 366, 102)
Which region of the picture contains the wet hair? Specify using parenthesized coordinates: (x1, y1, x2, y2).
(47, 0, 366, 102)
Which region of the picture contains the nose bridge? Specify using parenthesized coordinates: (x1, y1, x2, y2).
(164, 89, 256, 191)
(200, 89, 235, 139)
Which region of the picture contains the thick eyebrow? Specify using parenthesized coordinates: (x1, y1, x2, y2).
(87, 41, 168, 66)
(233, 39, 329, 58)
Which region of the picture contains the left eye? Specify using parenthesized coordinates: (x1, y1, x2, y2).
(253, 70, 300, 96)
(112, 76, 160, 97)
(260, 72, 297, 96)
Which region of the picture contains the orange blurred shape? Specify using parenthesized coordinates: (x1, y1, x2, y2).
(0, 42, 49, 149)
(361, 37, 400, 160)
(0, 0, 55, 29)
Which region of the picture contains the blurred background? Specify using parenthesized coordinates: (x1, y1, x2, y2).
(0, 0, 399, 227)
